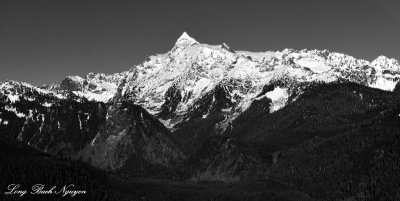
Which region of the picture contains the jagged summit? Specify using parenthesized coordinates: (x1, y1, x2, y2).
(175, 32, 198, 47)
(3, 34, 400, 114)
(371, 55, 400, 72)
(372, 55, 399, 64)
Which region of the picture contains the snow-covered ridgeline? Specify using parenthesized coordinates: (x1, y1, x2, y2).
(1, 33, 400, 131)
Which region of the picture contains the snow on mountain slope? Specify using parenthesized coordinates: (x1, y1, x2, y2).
(110, 33, 399, 132)
(294, 58, 331, 73)
(32, 32, 392, 133)
(43, 72, 128, 102)
(371, 55, 400, 72)
(119, 33, 392, 131)
(265, 87, 289, 113)
(1, 33, 400, 181)
(3, 32, 399, 133)
(0, 81, 184, 177)
(115, 34, 279, 130)
(0, 81, 66, 111)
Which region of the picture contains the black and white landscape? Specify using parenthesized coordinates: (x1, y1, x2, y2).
(1, 1, 400, 201)
(1, 32, 400, 201)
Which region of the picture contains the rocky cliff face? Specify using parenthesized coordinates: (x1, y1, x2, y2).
(0, 81, 183, 178)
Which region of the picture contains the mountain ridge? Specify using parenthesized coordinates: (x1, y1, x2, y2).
(2, 32, 400, 154)
(2, 33, 400, 200)
(28, 33, 400, 104)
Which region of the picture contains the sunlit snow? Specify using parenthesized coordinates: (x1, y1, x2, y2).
(1, 33, 400, 133)
(266, 87, 289, 113)
(5, 105, 26, 118)
(295, 58, 331, 73)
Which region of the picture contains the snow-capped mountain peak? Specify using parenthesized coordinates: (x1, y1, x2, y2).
(371, 55, 400, 72)
(3, 33, 400, 132)
(175, 32, 198, 47)
(372, 55, 397, 64)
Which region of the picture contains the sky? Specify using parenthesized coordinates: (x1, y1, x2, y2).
(0, 0, 399, 85)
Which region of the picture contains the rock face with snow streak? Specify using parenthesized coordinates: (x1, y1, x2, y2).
(0, 81, 183, 178)
(59, 76, 85, 91)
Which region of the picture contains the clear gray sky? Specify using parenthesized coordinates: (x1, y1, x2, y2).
(1, 0, 399, 85)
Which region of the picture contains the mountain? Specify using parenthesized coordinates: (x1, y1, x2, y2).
(41, 72, 128, 102)
(177, 82, 400, 184)
(115, 33, 400, 133)
(230, 82, 400, 148)
(0, 80, 184, 179)
(2, 33, 400, 169)
(1, 32, 400, 200)
(39, 33, 400, 136)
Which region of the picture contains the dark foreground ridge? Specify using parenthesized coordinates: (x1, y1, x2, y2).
(0, 137, 313, 201)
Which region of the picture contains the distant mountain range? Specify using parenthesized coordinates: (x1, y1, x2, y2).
(1, 33, 400, 201)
